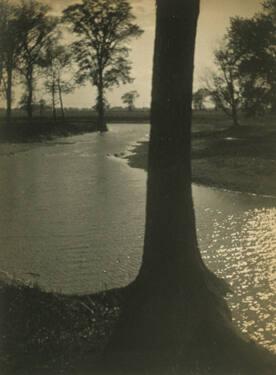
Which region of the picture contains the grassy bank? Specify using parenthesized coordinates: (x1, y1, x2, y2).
(126, 118, 276, 197)
(0, 277, 124, 374)
(0, 118, 98, 143)
(0, 110, 232, 143)
(0, 109, 150, 143)
(1, 277, 275, 375)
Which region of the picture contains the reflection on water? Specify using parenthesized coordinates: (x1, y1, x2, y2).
(0, 126, 148, 293)
(0, 124, 275, 352)
(197, 202, 276, 352)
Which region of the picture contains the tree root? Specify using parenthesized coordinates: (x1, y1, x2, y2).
(103, 282, 275, 375)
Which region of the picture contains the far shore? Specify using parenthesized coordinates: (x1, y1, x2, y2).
(123, 119, 276, 198)
(0, 109, 150, 143)
(1, 111, 276, 197)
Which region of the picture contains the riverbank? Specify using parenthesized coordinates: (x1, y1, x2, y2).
(0, 110, 151, 143)
(0, 118, 98, 143)
(1, 277, 275, 375)
(0, 110, 229, 143)
(0, 277, 124, 374)
(125, 123, 276, 197)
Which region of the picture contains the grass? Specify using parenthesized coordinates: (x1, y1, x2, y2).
(0, 109, 150, 143)
(0, 275, 125, 374)
(125, 114, 276, 196)
(0, 109, 234, 143)
(0, 117, 98, 143)
(0, 275, 275, 374)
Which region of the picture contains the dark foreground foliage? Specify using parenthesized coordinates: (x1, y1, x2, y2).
(0, 279, 275, 375)
(0, 279, 124, 374)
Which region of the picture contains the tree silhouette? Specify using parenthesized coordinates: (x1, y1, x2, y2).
(206, 0, 276, 119)
(206, 46, 242, 126)
(16, 0, 57, 120)
(121, 90, 139, 111)
(0, 0, 21, 124)
(228, 10, 276, 116)
(263, 0, 276, 19)
(43, 43, 75, 120)
(105, 0, 275, 373)
(63, 0, 143, 132)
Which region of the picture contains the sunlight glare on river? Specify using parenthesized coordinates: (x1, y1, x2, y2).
(197, 202, 276, 352)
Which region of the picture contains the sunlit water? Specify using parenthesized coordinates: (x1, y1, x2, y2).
(0, 124, 275, 351)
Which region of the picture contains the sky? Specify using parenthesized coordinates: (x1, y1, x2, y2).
(3, 0, 264, 108)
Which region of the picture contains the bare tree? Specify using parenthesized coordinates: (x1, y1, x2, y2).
(43, 43, 75, 121)
(63, 0, 143, 132)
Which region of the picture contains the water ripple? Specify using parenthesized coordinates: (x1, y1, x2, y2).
(200, 206, 276, 352)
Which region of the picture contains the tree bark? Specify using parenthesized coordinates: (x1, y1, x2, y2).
(96, 74, 108, 132)
(138, 0, 200, 288)
(57, 77, 65, 120)
(105, 1, 274, 373)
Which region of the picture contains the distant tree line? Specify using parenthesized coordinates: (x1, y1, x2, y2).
(0, 0, 143, 131)
(195, 0, 276, 126)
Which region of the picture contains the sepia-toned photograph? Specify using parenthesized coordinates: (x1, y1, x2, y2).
(0, 0, 275, 374)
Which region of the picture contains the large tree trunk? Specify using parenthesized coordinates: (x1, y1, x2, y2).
(96, 76, 108, 132)
(105, 1, 274, 374)
(138, 0, 200, 288)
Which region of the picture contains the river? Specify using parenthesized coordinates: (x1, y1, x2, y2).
(0, 124, 275, 351)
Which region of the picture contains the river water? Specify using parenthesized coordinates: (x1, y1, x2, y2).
(0, 124, 275, 351)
